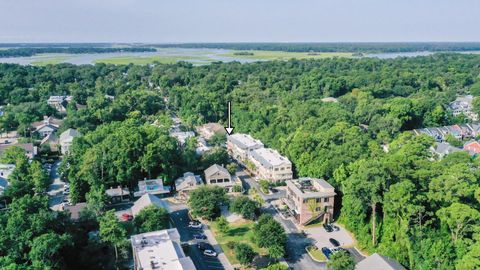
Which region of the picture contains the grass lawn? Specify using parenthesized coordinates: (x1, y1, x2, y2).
(306, 245, 327, 262)
(94, 55, 213, 65)
(210, 219, 267, 265)
(31, 55, 69, 66)
(221, 50, 354, 60)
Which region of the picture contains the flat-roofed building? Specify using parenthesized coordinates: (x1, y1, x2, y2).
(227, 133, 264, 162)
(131, 229, 196, 270)
(284, 178, 336, 225)
(250, 148, 292, 183)
(356, 253, 406, 270)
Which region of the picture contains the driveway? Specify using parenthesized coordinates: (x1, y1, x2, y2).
(47, 160, 66, 211)
(235, 169, 286, 201)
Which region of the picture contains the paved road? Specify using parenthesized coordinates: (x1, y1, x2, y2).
(47, 160, 65, 211)
(170, 206, 225, 270)
(236, 169, 286, 201)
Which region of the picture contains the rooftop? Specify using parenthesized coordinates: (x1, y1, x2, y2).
(204, 164, 230, 178)
(251, 147, 291, 168)
(227, 133, 264, 150)
(131, 229, 196, 270)
(356, 253, 406, 270)
(287, 178, 336, 199)
(135, 178, 170, 197)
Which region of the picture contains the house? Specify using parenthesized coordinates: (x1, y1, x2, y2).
(227, 133, 264, 162)
(195, 137, 212, 155)
(40, 133, 59, 152)
(175, 172, 203, 199)
(204, 164, 236, 192)
(131, 229, 196, 270)
(250, 148, 293, 183)
(105, 186, 130, 204)
(31, 116, 63, 138)
(356, 253, 406, 270)
(449, 95, 478, 121)
(0, 164, 15, 195)
(134, 178, 170, 197)
(464, 140, 480, 155)
(431, 142, 462, 158)
(412, 123, 479, 142)
(284, 178, 336, 225)
(131, 193, 169, 217)
(0, 143, 37, 159)
(47, 96, 72, 113)
(196, 123, 226, 140)
(59, 128, 81, 155)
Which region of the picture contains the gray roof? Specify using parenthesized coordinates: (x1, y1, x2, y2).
(204, 164, 230, 178)
(0, 143, 35, 155)
(251, 148, 291, 167)
(59, 128, 81, 143)
(227, 134, 264, 150)
(175, 172, 203, 191)
(356, 253, 406, 270)
(131, 193, 169, 217)
(432, 142, 462, 155)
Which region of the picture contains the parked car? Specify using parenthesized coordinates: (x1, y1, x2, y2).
(197, 242, 214, 251)
(321, 247, 333, 259)
(193, 233, 207, 240)
(121, 213, 133, 221)
(203, 249, 217, 257)
(323, 223, 333, 232)
(188, 221, 203, 229)
(329, 238, 340, 247)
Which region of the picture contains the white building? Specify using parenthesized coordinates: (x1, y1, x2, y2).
(170, 131, 195, 146)
(250, 148, 293, 183)
(0, 164, 15, 195)
(175, 172, 203, 199)
(32, 116, 60, 137)
(204, 164, 237, 192)
(131, 229, 196, 270)
(47, 96, 72, 113)
(59, 128, 81, 155)
(449, 95, 478, 121)
(134, 178, 170, 197)
(227, 133, 264, 162)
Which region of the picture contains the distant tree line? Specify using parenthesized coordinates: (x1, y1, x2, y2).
(0, 47, 156, 58)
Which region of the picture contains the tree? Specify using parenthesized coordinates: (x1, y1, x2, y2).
(217, 216, 229, 233)
(208, 132, 226, 147)
(261, 263, 288, 270)
(99, 210, 126, 261)
(235, 243, 256, 266)
(188, 186, 228, 220)
(436, 203, 480, 243)
(253, 214, 286, 257)
(327, 250, 355, 270)
(226, 163, 237, 175)
(230, 196, 259, 220)
(134, 206, 170, 233)
(29, 232, 72, 269)
(29, 161, 50, 192)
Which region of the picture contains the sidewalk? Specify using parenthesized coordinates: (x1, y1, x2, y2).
(204, 228, 234, 270)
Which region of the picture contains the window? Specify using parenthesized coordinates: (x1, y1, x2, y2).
(224, 178, 230, 182)
(275, 168, 279, 171)
(324, 198, 329, 202)
(211, 179, 217, 183)
(217, 179, 224, 183)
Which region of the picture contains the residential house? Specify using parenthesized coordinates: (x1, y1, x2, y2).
(134, 178, 170, 197)
(412, 123, 480, 142)
(175, 172, 203, 199)
(40, 133, 59, 152)
(449, 95, 478, 121)
(105, 186, 130, 204)
(250, 148, 293, 183)
(227, 133, 264, 163)
(196, 123, 226, 140)
(195, 137, 211, 155)
(284, 178, 336, 225)
(47, 96, 72, 113)
(0, 164, 15, 195)
(131, 193, 170, 217)
(0, 143, 37, 159)
(31, 116, 61, 137)
(356, 253, 406, 270)
(464, 140, 480, 155)
(431, 142, 462, 159)
(131, 229, 196, 270)
(59, 128, 81, 155)
(204, 164, 236, 192)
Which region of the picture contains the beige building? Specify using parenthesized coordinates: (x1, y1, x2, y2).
(227, 133, 264, 163)
(196, 122, 226, 140)
(250, 148, 292, 183)
(59, 128, 81, 155)
(131, 229, 196, 270)
(284, 178, 336, 225)
(204, 164, 236, 192)
(175, 172, 203, 199)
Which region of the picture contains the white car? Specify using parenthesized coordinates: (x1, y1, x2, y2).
(203, 250, 217, 257)
(188, 221, 203, 229)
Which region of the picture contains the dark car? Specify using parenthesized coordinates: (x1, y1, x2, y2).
(323, 223, 333, 232)
(321, 247, 333, 259)
(197, 242, 214, 251)
(329, 238, 340, 247)
(193, 233, 207, 240)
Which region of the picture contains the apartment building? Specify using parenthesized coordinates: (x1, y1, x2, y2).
(227, 133, 264, 162)
(284, 178, 336, 225)
(250, 147, 292, 183)
(131, 229, 196, 270)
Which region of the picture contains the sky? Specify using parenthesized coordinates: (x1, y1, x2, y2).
(0, 0, 479, 43)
